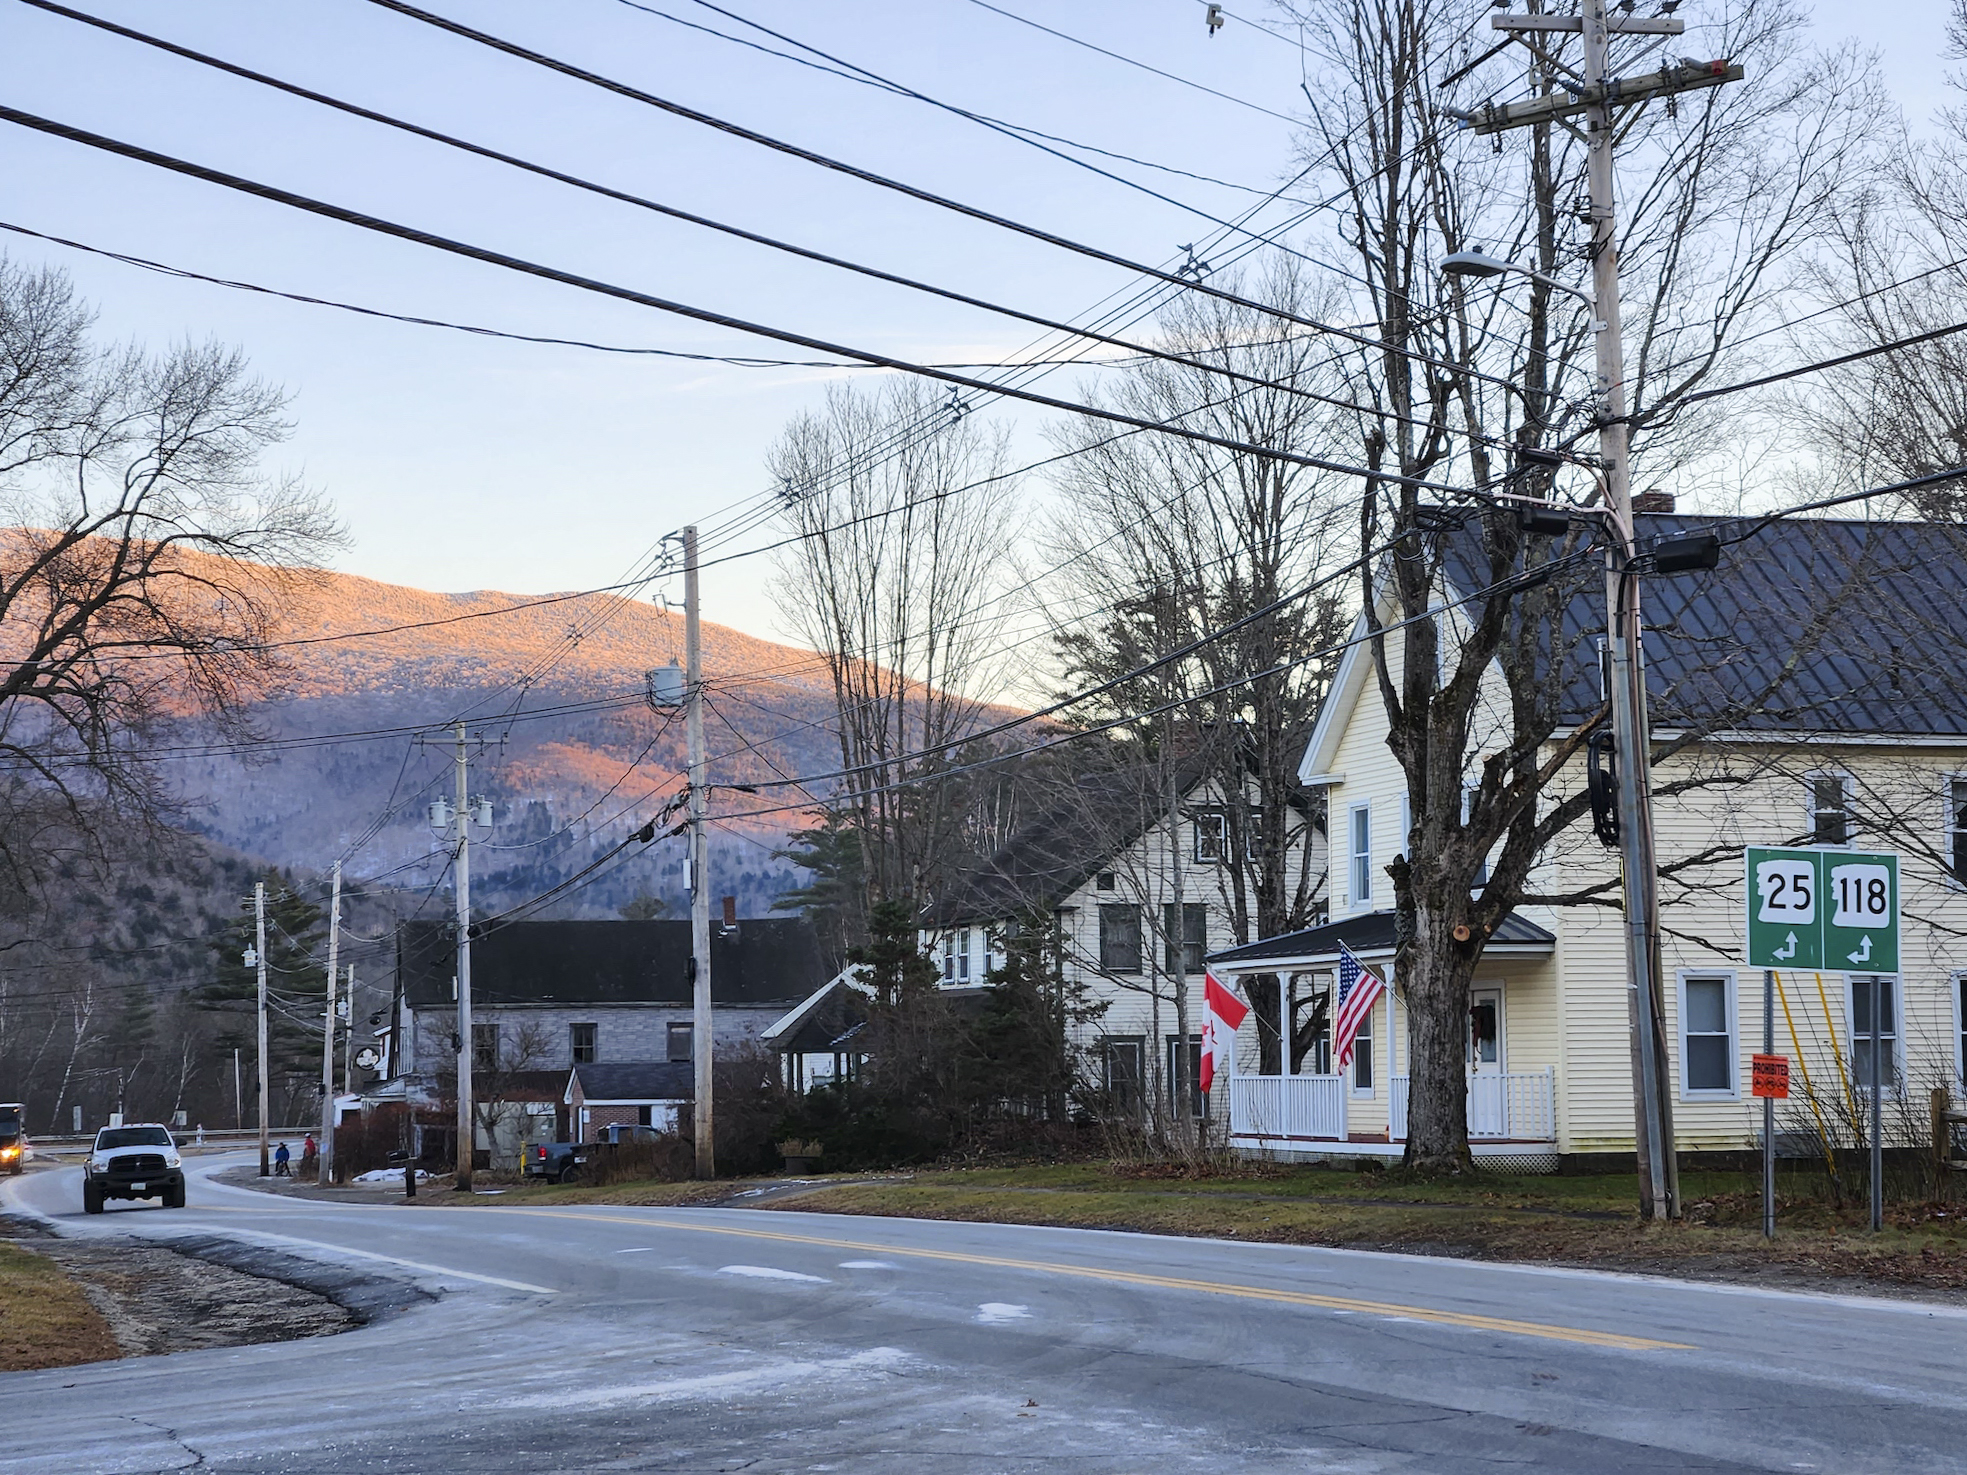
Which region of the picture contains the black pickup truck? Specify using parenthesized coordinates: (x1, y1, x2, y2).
(523, 1142, 588, 1183)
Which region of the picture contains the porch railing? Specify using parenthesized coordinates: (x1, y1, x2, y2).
(1389, 1068, 1556, 1142)
(1228, 1074, 1347, 1141)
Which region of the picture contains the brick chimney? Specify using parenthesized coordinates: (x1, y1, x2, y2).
(1631, 490, 1676, 513)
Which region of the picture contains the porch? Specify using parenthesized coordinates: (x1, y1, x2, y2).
(1227, 1068, 1557, 1152)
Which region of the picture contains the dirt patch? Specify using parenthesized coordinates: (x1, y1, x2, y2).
(0, 1215, 426, 1367)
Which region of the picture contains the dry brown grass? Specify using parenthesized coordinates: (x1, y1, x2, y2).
(0, 1240, 119, 1372)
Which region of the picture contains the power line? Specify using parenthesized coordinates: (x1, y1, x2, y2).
(960, 0, 1301, 124)
(1679, 317, 1967, 406)
(0, 100, 1483, 497)
(20, 2, 1358, 418)
(358, 0, 1522, 391)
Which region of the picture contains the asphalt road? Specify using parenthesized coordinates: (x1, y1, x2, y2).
(4, 1154, 1966, 1474)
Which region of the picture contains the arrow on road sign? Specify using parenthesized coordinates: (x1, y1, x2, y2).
(1848, 935, 1872, 964)
(1774, 932, 1797, 960)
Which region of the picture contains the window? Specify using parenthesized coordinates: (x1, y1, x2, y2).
(1162, 903, 1207, 974)
(1949, 780, 1967, 886)
(1810, 774, 1851, 846)
(1679, 974, 1736, 1097)
(1305, 987, 1333, 1075)
(1957, 974, 1967, 1085)
(1193, 811, 1227, 864)
(1167, 1034, 1207, 1118)
(1243, 807, 1265, 861)
(1350, 999, 1374, 1093)
(1849, 975, 1898, 1092)
(569, 1022, 597, 1064)
(1096, 871, 1117, 891)
(941, 929, 972, 983)
(1103, 1038, 1144, 1116)
(472, 1021, 499, 1072)
(667, 1022, 693, 1063)
(1349, 804, 1373, 905)
(1099, 904, 1142, 973)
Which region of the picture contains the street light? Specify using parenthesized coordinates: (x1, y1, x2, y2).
(1438, 251, 1605, 323)
(1437, 246, 1681, 1221)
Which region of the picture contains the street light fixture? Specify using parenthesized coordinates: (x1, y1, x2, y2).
(1438, 251, 1604, 324)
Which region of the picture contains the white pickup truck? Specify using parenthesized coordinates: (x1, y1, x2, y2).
(82, 1124, 186, 1213)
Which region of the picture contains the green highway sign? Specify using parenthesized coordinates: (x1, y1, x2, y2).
(1745, 846, 1899, 972)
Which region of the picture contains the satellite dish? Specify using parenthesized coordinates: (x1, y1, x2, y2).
(354, 1047, 381, 1071)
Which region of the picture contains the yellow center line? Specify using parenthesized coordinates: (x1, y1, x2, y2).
(460, 1204, 1692, 1351)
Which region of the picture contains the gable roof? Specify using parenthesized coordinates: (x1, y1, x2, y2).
(396, 918, 826, 1010)
(1305, 512, 1967, 782)
(566, 1061, 694, 1103)
(922, 750, 1215, 927)
(761, 969, 871, 1055)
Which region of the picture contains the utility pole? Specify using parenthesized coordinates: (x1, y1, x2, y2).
(1467, 1, 1740, 1223)
(684, 525, 714, 1177)
(255, 880, 269, 1177)
(318, 862, 341, 1186)
(343, 964, 356, 1104)
(233, 1047, 242, 1131)
(453, 722, 474, 1194)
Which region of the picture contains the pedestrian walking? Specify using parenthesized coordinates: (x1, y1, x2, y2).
(274, 1140, 291, 1177)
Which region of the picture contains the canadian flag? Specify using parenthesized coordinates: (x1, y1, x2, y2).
(1198, 970, 1250, 1095)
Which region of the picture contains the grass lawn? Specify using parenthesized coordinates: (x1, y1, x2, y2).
(0, 1240, 119, 1372)
(466, 1159, 1967, 1297)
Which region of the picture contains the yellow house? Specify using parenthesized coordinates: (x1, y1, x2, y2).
(1208, 514, 1967, 1170)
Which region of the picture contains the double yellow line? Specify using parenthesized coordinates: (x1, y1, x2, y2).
(471, 1204, 1692, 1351)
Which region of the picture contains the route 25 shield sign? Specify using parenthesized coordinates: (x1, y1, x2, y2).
(1745, 846, 1899, 973)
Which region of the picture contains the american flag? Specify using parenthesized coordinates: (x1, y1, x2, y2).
(1332, 942, 1386, 1071)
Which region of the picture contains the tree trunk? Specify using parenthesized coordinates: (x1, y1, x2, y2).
(1399, 898, 1474, 1176)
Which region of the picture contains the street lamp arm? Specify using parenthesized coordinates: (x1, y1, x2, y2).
(1437, 250, 1597, 310)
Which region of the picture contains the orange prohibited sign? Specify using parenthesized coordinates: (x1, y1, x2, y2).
(1752, 1054, 1790, 1099)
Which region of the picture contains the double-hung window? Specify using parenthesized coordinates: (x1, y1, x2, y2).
(941, 929, 972, 983)
(1850, 975, 1899, 1093)
(1949, 779, 1967, 887)
(1810, 774, 1851, 847)
(1349, 804, 1373, 905)
(1168, 1034, 1206, 1118)
(1162, 903, 1207, 974)
(1099, 904, 1143, 974)
(569, 1022, 597, 1064)
(1678, 973, 1736, 1097)
(1350, 1000, 1374, 1093)
(472, 1021, 500, 1072)
(666, 1022, 693, 1063)
(1956, 973, 1967, 1086)
(1193, 812, 1227, 865)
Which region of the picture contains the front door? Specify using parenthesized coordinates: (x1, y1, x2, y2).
(1467, 988, 1505, 1136)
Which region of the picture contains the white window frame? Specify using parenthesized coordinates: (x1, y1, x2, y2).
(1846, 973, 1905, 1098)
(1350, 994, 1376, 1096)
(1953, 970, 1967, 1089)
(1676, 970, 1739, 1101)
(1397, 794, 1412, 862)
(1946, 776, 1967, 891)
(1193, 811, 1227, 865)
(1349, 803, 1372, 906)
(1805, 770, 1853, 849)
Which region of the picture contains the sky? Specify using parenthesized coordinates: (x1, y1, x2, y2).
(0, 0, 1954, 647)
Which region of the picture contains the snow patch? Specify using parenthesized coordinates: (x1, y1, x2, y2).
(718, 1264, 830, 1283)
(975, 1302, 1031, 1324)
(839, 1260, 896, 1270)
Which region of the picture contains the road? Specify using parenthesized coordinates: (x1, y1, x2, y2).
(4, 1154, 1965, 1473)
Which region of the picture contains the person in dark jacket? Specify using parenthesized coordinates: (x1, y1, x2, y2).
(274, 1141, 291, 1177)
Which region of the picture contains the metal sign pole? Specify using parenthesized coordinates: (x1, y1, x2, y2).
(1871, 982, 1885, 1232)
(1763, 968, 1775, 1239)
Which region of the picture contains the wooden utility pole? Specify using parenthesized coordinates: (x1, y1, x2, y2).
(685, 525, 715, 1176)
(255, 880, 269, 1177)
(1467, 0, 1740, 1221)
(319, 862, 341, 1186)
(454, 722, 474, 1193)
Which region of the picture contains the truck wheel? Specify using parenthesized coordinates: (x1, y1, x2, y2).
(164, 1183, 185, 1209)
(82, 1183, 103, 1215)
(557, 1165, 582, 1185)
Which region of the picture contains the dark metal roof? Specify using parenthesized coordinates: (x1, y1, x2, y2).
(1207, 909, 1554, 966)
(397, 919, 825, 1009)
(567, 1061, 694, 1102)
(1444, 512, 1967, 735)
(922, 750, 1219, 927)
(764, 978, 870, 1055)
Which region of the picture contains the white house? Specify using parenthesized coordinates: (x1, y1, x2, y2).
(1209, 512, 1967, 1170)
(921, 748, 1328, 1121)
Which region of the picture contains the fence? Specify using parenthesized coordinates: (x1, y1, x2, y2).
(1390, 1069, 1556, 1142)
(1227, 1074, 1347, 1141)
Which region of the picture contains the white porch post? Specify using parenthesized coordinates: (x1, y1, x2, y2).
(1276, 980, 1288, 1078)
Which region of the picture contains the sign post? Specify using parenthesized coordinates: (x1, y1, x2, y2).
(1746, 847, 1898, 1234)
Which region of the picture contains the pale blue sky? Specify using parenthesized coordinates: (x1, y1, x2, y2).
(0, 0, 1952, 644)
